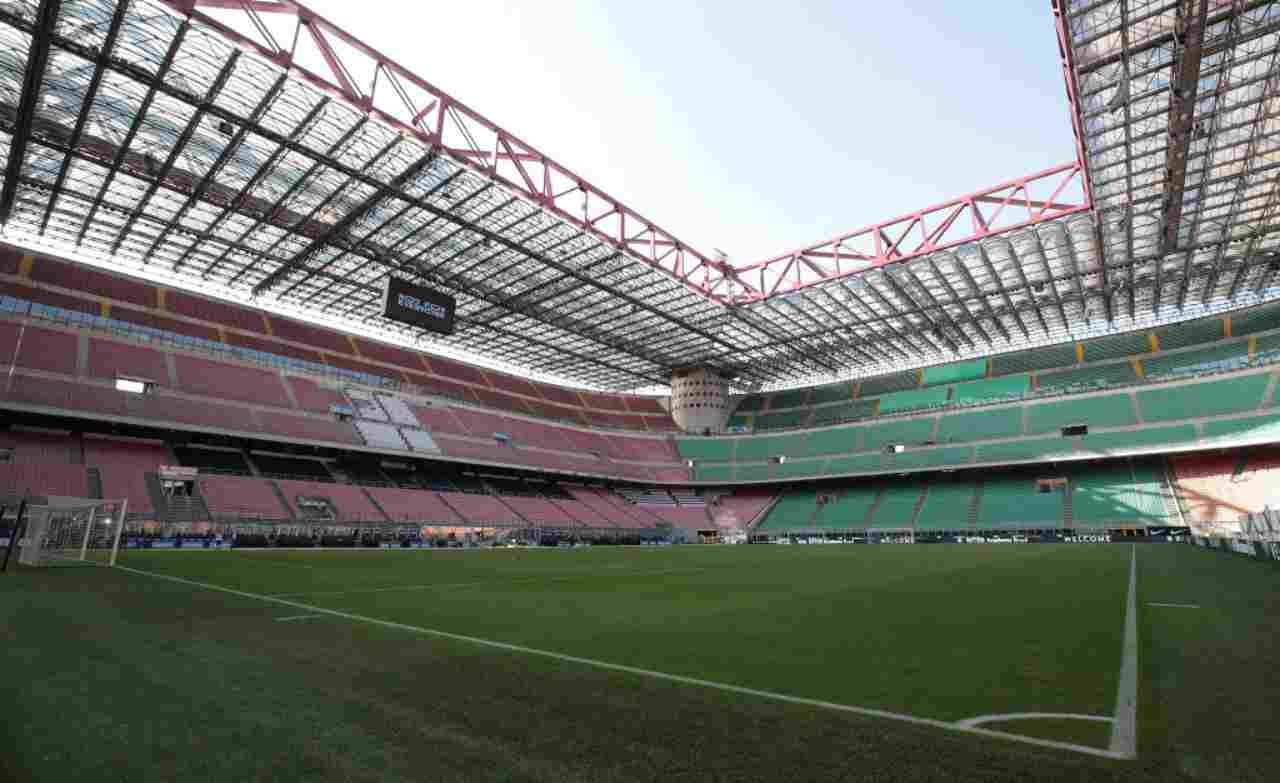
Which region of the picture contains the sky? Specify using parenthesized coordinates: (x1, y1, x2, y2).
(300, 0, 1079, 265)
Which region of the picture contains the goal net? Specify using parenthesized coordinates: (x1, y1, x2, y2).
(12, 499, 128, 568)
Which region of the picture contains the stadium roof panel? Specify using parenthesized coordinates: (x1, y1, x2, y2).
(1, 0, 1278, 392)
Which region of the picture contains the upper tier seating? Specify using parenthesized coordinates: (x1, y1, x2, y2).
(1, 246, 671, 432)
(87, 338, 169, 383)
(173, 355, 292, 408)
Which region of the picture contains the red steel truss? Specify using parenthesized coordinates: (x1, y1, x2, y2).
(157, 0, 738, 301)
(158, 0, 1091, 306)
(725, 162, 1089, 303)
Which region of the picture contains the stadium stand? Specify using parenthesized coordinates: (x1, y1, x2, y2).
(1170, 449, 1280, 527)
(978, 475, 1064, 528)
(914, 480, 976, 531)
(272, 478, 385, 521)
(198, 475, 291, 521)
(83, 436, 168, 514)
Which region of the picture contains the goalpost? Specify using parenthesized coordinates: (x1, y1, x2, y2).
(2, 498, 129, 569)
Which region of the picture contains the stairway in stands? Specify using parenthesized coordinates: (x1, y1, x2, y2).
(267, 480, 297, 521)
(1062, 483, 1075, 529)
(862, 486, 887, 527)
(164, 494, 212, 525)
(907, 484, 930, 531)
(360, 487, 393, 523)
(967, 481, 984, 528)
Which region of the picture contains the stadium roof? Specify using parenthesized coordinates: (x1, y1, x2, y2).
(0, 0, 1278, 391)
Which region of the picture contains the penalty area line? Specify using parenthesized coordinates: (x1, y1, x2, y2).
(1147, 602, 1200, 609)
(112, 564, 1132, 762)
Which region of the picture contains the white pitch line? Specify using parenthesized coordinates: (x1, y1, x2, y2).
(1147, 602, 1200, 609)
(111, 564, 1133, 762)
(1109, 544, 1139, 759)
(956, 712, 1113, 729)
(275, 613, 323, 622)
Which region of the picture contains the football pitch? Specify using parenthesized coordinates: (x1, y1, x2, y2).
(2, 543, 1277, 782)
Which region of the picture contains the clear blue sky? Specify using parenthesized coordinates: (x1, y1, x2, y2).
(302, 0, 1077, 265)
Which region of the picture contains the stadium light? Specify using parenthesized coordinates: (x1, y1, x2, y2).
(114, 378, 146, 394)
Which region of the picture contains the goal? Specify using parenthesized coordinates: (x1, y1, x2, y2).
(5, 499, 128, 569)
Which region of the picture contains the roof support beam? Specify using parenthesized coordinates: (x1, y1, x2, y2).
(1158, 0, 1209, 258)
(0, 0, 62, 226)
(39, 0, 128, 235)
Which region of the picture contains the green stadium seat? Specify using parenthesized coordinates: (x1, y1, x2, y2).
(811, 399, 877, 425)
(914, 480, 976, 530)
(888, 445, 973, 470)
(757, 491, 818, 531)
(1027, 393, 1136, 434)
(1037, 361, 1136, 392)
(868, 484, 924, 528)
(734, 394, 767, 413)
(1228, 301, 1280, 336)
(859, 371, 917, 397)
(862, 417, 935, 450)
(952, 374, 1029, 403)
(802, 426, 859, 456)
(1136, 373, 1270, 422)
(922, 358, 986, 386)
(991, 343, 1077, 375)
(1067, 462, 1171, 528)
(1255, 329, 1280, 351)
(1085, 331, 1150, 361)
(1202, 413, 1280, 444)
(735, 433, 807, 462)
(694, 463, 733, 482)
(1080, 425, 1196, 453)
(879, 386, 949, 414)
(978, 476, 1063, 528)
(769, 388, 811, 411)
(776, 459, 824, 480)
(735, 463, 772, 482)
(677, 438, 735, 461)
(935, 407, 1023, 443)
(808, 382, 854, 406)
(754, 408, 811, 430)
(977, 437, 1078, 464)
(812, 487, 879, 529)
(825, 453, 886, 476)
(1141, 342, 1248, 379)
(1153, 318, 1226, 350)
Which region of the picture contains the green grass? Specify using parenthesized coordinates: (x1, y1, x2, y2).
(1, 544, 1276, 781)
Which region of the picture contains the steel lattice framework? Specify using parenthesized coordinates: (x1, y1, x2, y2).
(0, 0, 1277, 391)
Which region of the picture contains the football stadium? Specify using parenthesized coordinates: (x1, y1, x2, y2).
(2, 0, 1280, 780)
